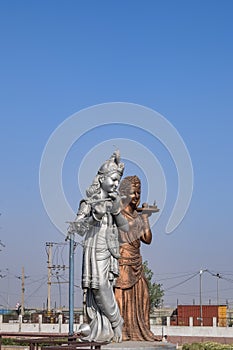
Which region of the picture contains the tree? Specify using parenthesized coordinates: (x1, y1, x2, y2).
(143, 260, 164, 309)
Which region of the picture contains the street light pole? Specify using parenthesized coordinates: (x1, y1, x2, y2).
(216, 273, 220, 306)
(199, 269, 207, 326)
(199, 270, 203, 326)
(68, 232, 75, 337)
(21, 267, 25, 316)
(6, 268, 10, 311)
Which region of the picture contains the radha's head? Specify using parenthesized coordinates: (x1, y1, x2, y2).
(119, 175, 141, 209)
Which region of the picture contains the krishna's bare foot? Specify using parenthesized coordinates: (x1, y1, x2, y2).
(112, 318, 123, 343)
(113, 325, 122, 342)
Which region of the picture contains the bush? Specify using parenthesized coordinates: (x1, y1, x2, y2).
(183, 343, 205, 350)
(182, 342, 233, 350)
(1, 338, 22, 345)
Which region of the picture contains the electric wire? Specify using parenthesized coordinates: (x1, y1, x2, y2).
(156, 272, 199, 282)
(25, 277, 48, 303)
(164, 271, 200, 292)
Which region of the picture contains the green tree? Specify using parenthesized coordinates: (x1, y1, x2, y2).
(142, 260, 164, 309)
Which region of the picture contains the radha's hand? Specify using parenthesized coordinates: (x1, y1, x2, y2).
(141, 202, 152, 218)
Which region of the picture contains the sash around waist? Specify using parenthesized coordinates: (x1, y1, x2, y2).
(118, 243, 141, 266)
(118, 255, 142, 266)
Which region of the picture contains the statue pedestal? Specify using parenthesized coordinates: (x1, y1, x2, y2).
(103, 341, 176, 350)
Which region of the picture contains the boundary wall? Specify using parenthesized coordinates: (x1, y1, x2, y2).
(1, 315, 233, 345)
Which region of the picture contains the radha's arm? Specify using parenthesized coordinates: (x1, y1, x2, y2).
(140, 213, 152, 244)
(113, 212, 129, 232)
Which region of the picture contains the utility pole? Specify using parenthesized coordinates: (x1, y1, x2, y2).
(46, 242, 53, 314)
(46, 242, 69, 315)
(21, 267, 25, 316)
(55, 271, 62, 310)
(16, 267, 28, 316)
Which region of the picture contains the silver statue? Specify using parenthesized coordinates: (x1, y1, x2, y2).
(70, 151, 128, 342)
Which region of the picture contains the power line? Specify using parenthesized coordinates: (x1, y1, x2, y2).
(25, 277, 48, 303)
(164, 271, 200, 292)
(26, 276, 48, 286)
(0, 240, 5, 250)
(154, 270, 198, 276)
(156, 272, 198, 282)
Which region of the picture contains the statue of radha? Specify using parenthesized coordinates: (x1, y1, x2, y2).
(69, 151, 128, 342)
(115, 175, 158, 341)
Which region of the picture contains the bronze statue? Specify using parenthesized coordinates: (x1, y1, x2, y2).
(69, 151, 128, 342)
(115, 175, 158, 341)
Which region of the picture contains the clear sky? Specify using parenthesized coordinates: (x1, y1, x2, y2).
(0, 1, 233, 310)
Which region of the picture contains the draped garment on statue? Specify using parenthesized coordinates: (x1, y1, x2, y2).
(80, 201, 123, 342)
(115, 209, 156, 341)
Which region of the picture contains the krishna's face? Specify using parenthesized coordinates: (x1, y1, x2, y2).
(100, 172, 121, 194)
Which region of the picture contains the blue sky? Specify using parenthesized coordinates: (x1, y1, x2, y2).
(0, 1, 233, 310)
